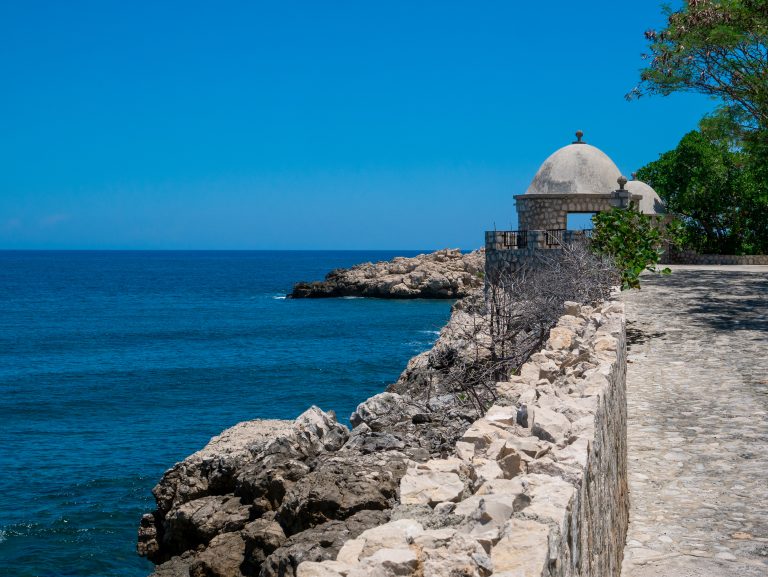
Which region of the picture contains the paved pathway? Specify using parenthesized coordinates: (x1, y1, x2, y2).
(620, 265, 768, 577)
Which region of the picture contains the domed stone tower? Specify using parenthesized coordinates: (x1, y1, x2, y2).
(514, 131, 656, 231)
(484, 131, 667, 275)
(626, 174, 666, 215)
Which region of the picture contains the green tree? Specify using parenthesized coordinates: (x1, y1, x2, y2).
(629, 0, 768, 140)
(637, 130, 766, 254)
(590, 206, 674, 290)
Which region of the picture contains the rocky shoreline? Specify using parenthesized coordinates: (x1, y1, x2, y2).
(288, 248, 484, 299)
(138, 250, 628, 577)
(137, 292, 483, 577)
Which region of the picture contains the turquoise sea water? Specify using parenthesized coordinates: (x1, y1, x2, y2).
(0, 251, 452, 577)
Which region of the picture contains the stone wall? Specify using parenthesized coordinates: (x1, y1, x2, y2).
(667, 250, 768, 266)
(298, 300, 629, 577)
(516, 194, 632, 231)
(484, 231, 592, 278)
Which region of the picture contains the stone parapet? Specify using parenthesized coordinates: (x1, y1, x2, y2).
(298, 300, 629, 577)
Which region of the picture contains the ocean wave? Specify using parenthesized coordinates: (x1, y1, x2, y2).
(418, 330, 441, 337)
(272, 295, 287, 300)
(341, 296, 363, 299)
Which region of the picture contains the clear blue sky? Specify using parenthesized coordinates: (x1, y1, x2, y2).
(1, 1, 714, 250)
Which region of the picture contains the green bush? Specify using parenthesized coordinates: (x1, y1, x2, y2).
(591, 206, 680, 290)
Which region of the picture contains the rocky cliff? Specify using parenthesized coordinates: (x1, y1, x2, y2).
(288, 248, 484, 299)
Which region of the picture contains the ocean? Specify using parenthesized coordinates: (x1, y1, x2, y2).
(0, 251, 453, 577)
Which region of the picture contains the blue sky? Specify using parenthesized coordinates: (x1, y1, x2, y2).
(1, 1, 714, 249)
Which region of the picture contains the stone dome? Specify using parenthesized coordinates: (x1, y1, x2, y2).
(626, 179, 665, 215)
(526, 137, 622, 195)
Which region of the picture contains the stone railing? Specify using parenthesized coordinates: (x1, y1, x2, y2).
(298, 300, 628, 577)
(485, 230, 593, 252)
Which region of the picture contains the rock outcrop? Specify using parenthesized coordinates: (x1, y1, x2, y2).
(288, 248, 484, 299)
(138, 393, 475, 576)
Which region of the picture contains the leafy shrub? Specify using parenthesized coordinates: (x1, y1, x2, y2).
(591, 205, 680, 290)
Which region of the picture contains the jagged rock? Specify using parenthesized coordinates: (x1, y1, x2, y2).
(262, 511, 389, 577)
(460, 420, 510, 452)
(149, 418, 294, 519)
(293, 407, 350, 455)
(150, 553, 194, 577)
(163, 495, 250, 555)
(189, 532, 246, 577)
(531, 406, 571, 444)
(288, 249, 484, 299)
(240, 519, 286, 574)
(276, 455, 404, 535)
(349, 393, 417, 432)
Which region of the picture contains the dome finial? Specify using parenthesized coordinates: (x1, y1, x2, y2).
(573, 130, 585, 144)
(617, 175, 628, 190)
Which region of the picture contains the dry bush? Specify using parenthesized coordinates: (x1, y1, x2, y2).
(425, 242, 617, 416)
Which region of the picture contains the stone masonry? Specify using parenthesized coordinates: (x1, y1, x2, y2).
(298, 300, 629, 577)
(516, 194, 622, 232)
(620, 265, 768, 577)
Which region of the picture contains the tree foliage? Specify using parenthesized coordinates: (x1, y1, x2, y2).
(630, 0, 768, 139)
(637, 130, 767, 254)
(590, 206, 674, 290)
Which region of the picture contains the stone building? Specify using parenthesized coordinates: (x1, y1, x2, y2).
(485, 131, 665, 274)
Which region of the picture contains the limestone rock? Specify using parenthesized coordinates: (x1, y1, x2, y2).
(491, 518, 550, 575)
(163, 495, 250, 555)
(350, 393, 417, 432)
(531, 407, 571, 444)
(461, 420, 509, 452)
(548, 326, 575, 350)
(400, 470, 465, 506)
(148, 417, 294, 527)
(359, 547, 419, 575)
(296, 561, 352, 577)
(289, 249, 484, 299)
(188, 532, 246, 577)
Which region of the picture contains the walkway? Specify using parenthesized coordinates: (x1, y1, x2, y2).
(620, 265, 768, 577)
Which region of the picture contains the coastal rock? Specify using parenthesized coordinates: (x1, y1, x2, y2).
(261, 511, 390, 577)
(276, 453, 404, 535)
(188, 532, 246, 577)
(151, 419, 295, 516)
(139, 407, 349, 565)
(163, 495, 250, 554)
(288, 249, 484, 299)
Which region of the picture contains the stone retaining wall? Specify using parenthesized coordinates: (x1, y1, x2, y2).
(667, 250, 768, 266)
(298, 300, 629, 577)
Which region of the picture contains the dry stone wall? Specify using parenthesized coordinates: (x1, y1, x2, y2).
(666, 250, 768, 266)
(484, 231, 593, 278)
(298, 300, 629, 577)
